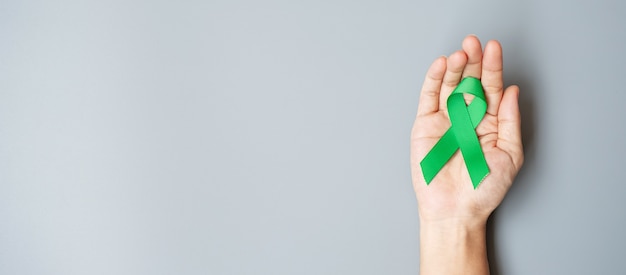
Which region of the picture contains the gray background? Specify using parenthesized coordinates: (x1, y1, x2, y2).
(1, 0, 625, 274)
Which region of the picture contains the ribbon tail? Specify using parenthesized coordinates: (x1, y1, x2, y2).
(420, 128, 457, 184)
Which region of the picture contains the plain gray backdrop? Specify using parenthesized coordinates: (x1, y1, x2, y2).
(1, 0, 625, 274)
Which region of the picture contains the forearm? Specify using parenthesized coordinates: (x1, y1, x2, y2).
(419, 218, 489, 275)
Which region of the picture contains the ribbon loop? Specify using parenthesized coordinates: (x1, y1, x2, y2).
(420, 77, 489, 189)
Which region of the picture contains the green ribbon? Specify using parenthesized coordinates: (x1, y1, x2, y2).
(420, 77, 489, 189)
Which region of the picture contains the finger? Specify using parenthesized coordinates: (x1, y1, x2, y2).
(481, 40, 504, 116)
(439, 50, 468, 111)
(461, 35, 483, 79)
(417, 56, 447, 115)
(497, 85, 524, 168)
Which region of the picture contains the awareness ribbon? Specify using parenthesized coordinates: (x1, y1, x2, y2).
(420, 77, 489, 189)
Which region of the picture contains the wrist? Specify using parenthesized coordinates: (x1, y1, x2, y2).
(419, 214, 489, 229)
(419, 218, 489, 275)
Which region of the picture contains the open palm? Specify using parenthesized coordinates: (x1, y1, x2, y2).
(410, 36, 524, 222)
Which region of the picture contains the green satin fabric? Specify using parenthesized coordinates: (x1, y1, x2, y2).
(420, 77, 489, 189)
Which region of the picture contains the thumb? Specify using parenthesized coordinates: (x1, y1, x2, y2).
(496, 85, 524, 168)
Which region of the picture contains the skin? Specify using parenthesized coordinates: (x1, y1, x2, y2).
(410, 35, 524, 275)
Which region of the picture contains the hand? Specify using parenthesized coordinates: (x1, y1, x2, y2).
(411, 35, 524, 275)
(410, 35, 524, 224)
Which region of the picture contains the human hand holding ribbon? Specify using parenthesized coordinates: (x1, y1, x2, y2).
(410, 36, 524, 222)
(411, 35, 525, 275)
